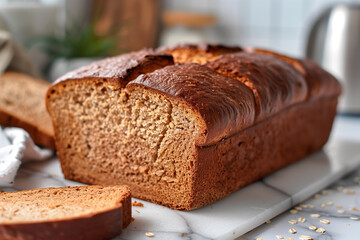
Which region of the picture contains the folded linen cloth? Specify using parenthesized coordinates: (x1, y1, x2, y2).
(0, 16, 52, 187)
(0, 127, 52, 187)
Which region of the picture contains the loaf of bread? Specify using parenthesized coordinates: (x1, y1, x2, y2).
(0, 185, 131, 240)
(46, 43, 341, 210)
(0, 72, 55, 149)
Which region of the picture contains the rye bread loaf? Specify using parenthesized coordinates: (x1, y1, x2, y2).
(0, 185, 131, 240)
(0, 72, 55, 149)
(46, 43, 341, 210)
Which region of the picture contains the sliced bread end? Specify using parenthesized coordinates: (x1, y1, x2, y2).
(0, 185, 131, 240)
(0, 72, 55, 149)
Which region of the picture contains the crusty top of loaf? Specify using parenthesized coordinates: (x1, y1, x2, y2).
(54, 49, 174, 86)
(129, 63, 256, 145)
(157, 42, 242, 54)
(243, 47, 306, 74)
(298, 58, 342, 98)
(244, 47, 342, 99)
(157, 43, 241, 64)
(49, 43, 341, 146)
(205, 52, 308, 121)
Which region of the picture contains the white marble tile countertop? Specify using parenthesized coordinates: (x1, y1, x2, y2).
(240, 115, 360, 240)
(1, 115, 359, 240)
(240, 165, 360, 240)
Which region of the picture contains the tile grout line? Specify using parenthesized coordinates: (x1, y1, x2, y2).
(260, 179, 294, 206)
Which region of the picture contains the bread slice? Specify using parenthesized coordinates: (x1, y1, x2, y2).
(0, 72, 55, 149)
(0, 185, 131, 240)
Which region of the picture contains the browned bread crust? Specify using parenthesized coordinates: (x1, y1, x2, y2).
(54, 49, 174, 87)
(244, 47, 342, 98)
(298, 58, 342, 98)
(46, 43, 341, 210)
(0, 72, 55, 149)
(204, 52, 308, 122)
(0, 185, 131, 240)
(157, 42, 242, 55)
(157, 43, 241, 64)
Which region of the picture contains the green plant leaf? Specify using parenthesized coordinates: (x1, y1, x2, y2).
(27, 23, 118, 59)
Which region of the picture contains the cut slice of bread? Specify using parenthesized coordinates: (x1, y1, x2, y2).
(0, 71, 55, 149)
(0, 185, 131, 240)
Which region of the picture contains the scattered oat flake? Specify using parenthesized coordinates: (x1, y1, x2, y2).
(276, 235, 284, 239)
(299, 235, 312, 240)
(326, 201, 333, 206)
(314, 194, 321, 199)
(135, 210, 140, 213)
(286, 238, 294, 240)
(145, 232, 155, 237)
(310, 214, 321, 218)
(288, 220, 298, 224)
(320, 219, 330, 224)
(343, 189, 356, 195)
(289, 228, 297, 234)
(308, 226, 317, 231)
(338, 209, 346, 214)
(256, 238, 263, 240)
(320, 203, 326, 208)
(295, 206, 303, 211)
(269, 225, 275, 228)
(266, 220, 271, 223)
(308, 205, 315, 209)
(322, 190, 329, 195)
(298, 217, 306, 223)
(350, 217, 360, 221)
(290, 209, 298, 214)
(337, 186, 344, 191)
(336, 205, 342, 209)
(132, 201, 144, 207)
(346, 223, 351, 226)
(316, 228, 326, 233)
(350, 207, 360, 211)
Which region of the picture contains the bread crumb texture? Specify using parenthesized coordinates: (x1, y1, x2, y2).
(48, 78, 201, 209)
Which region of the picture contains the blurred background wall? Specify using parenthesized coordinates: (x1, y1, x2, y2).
(0, 0, 359, 80)
(162, 0, 360, 57)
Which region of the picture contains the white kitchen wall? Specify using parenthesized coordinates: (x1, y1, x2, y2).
(163, 0, 360, 57)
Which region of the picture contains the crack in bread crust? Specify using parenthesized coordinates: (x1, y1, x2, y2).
(154, 99, 172, 163)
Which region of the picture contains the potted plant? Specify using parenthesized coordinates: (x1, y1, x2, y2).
(28, 23, 119, 81)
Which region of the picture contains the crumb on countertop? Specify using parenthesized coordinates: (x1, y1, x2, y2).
(132, 201, 144, 207)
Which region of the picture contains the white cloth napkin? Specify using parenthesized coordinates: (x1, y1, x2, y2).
(0, 127, 52, 187)
(0, 16, 52, 187)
